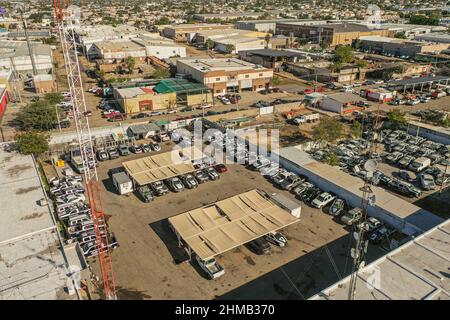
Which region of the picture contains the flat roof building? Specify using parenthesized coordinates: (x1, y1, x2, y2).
(0, 40, 53, 76)
(90, 38, 187, 62)
(113, 78, 212, 114)
(415, 32, 450, 44)
(276, 23, 393, 47)
(359, 35, 449, 57)
(238, 49, 306, 70)
(0, 147, 86, 300)
(311, 219, 450, 300)
(194, 12, 263, 22)
(320, 92, 364, 114)
(236, 19, 326, 33)
(176, 58, 273, 96)
(162, 24, 235, 42)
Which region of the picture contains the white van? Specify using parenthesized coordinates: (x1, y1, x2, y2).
(408, 157, 431, 172)
(112, 172, 133, 195)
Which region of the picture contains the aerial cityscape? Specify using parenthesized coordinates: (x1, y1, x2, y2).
(0, 0, 448, 305)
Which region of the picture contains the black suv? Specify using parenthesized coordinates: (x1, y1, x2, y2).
(246, 238, 271, 255)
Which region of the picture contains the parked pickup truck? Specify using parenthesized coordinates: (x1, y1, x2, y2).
(340, 208, 363, 226)
(195, 255, 225, 279)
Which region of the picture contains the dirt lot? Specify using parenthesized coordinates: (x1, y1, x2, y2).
(85, 145, 386, 300)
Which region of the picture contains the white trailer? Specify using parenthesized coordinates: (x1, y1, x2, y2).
(112, 172, 133, 195)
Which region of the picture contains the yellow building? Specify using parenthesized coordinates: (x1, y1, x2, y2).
(113, 78, 212, 114)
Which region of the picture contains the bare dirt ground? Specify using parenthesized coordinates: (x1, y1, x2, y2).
(85, 149, 385, 300)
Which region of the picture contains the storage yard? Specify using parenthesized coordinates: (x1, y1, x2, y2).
(90, 155, 386, 299)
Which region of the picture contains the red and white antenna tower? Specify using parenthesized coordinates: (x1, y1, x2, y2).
(53, 0, 117, 300)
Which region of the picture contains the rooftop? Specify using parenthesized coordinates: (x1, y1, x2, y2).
(168, 189, 300, 260)
(0, 40, 52, 58)
(0, 147, 77, 300)
(239, 48, 305, 58)
(153, 78, 209, 94)
(122, 147, 204, 186)
(324, 92, 361, 104)
(359, 35, 434, 45)
(311, 219, 450, 300)
(177, 58, 268, 72)
(93, 40, 145, 52)
(388, 75, 450, 87)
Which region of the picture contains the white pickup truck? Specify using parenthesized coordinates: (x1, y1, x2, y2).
(195, 255, 225, 279)
(292, 113, 320, 125)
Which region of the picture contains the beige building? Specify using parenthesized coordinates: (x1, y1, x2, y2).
(276, 23, 393, 47)
(176, 58, 273, 96)
(359, 36, 450, 57)
(162, 24, 235, 42)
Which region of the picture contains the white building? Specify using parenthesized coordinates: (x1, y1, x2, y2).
(214, 37, 267, 54)
(90, 38, 186, 62)
(0, 40, 53, 75)
(320, 92, 361, 114)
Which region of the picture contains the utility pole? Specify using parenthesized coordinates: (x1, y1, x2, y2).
(439, 155, 449, 195)
(348, 160, 377, 300)
(20, 9, 38, 77)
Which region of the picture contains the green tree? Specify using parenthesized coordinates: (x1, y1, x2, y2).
(356, 60, 368, 68)
(387, 109, 407, 129)
(206, 39, 215, 50)
(154, 16, 171, 25)
(224, 44, 235, 54)
(329, 61, 343, 72)
(325, 151, 340, 166)
(297, 37, 308, 46)
(41, 36, 58, 45)
(264, 34, 271, 48)
(152, 68, 170, 79)
(334, 45, 355, 64)
(14, 100, 63, 131)
(44, 92, 63, 105)
(272, 75, 282, 85)
(94, 69, 105, 79)
(15, 131, 49, 155)
(351, 121, 362, 138)
(395, 32, 408, 39)
(313, 117, 344, 146)
(125, 56, 136, 74)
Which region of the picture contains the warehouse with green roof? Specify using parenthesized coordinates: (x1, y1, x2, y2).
(112, 78, 213, 114)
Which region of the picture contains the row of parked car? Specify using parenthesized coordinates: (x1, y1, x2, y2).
(96, 142, 162, 161)
(49, 171, 118, 257)
(233, 143, 395, 246)
(131, 164, 227, 203)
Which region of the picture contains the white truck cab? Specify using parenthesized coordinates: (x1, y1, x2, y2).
(195, 255, 225, 279)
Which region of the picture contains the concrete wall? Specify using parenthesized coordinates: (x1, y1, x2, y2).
(278, 155, 423, 236)
(406, 123, 450, 145)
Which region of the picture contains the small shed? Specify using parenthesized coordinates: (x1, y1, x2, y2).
(127, 123, 161, 140)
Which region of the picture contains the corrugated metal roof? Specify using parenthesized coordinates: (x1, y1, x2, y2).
(169, 189, 300, 260)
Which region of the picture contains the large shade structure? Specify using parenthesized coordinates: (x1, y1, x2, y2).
(169, 189, 300, 260)
(122, 147, 204, 186)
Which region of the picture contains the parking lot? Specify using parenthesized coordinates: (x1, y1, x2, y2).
(79, 140, 387, 300)
(311, 127, 450, 219)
